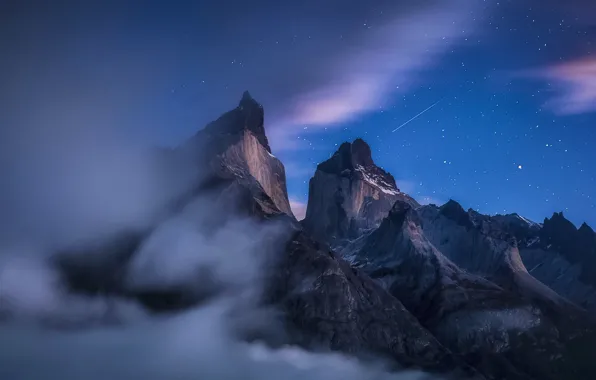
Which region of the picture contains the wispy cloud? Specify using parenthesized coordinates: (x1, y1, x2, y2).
(0, 1, 483, 153)
(268, 1, 482, 149)
(521, 57, 596, 115)
(293, 7, 472, 124)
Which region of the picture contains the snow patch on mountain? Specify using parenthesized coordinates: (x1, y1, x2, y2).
(355, 165, 400, 196)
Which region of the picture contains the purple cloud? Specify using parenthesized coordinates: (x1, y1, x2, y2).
(267, 0, 483, 149)
(522, 58, 596, 115)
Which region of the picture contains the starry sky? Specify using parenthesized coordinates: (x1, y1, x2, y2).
(1, 0, 595, 226)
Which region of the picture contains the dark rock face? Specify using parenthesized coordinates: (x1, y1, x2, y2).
(439, 200, 475, 229)
(540, 213, 596, 286)
(264, 229, 478, 375)
(303, 139, 418, 246)
(206, 90, 271, 153)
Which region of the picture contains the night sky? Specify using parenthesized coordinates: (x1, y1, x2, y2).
(1, 0, 595, 226)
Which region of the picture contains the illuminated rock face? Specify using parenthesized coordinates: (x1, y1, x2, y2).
(184, 91, 293, 217)
(303, 138, 418, 246)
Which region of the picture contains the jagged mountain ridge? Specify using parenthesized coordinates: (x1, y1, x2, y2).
(417, 201, 585, 313)
(351, 200, 591, 380)
(417, 201, 596, 313)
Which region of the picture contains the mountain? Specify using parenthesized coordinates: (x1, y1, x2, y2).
(416, 201, 585, 313)
(36, 93, 482, 377)
(494, 211, 596, 312)
(417, 203, 596, 313)
(351, 200, 592, 380)
(303, 138, 596, 379)
(303, 139, 418, 246)
(181, 91, 294, 217)
(10, 93, 596, 380)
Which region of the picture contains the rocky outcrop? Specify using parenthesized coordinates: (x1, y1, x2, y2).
(303, 139, 418, 246)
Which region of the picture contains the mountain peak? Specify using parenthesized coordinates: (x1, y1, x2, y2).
(579, 222, 595, 235)
(439, 199, 474, 228)
(337, 138, 374, 167)
(318, 138, 376, 174)
(239, 90, 259, 108)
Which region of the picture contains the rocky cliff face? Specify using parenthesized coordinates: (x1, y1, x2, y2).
(303, 139, 418, 246)
(182, 91, 293, 217)
(539, 213, 596, 284)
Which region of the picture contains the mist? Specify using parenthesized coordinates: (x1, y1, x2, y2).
(0, 301, 438, 380)
(0, 163, 439, 380)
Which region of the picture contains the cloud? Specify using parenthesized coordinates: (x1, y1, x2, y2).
(289, 199, 307, 221)
(269, 0, 481, 149)
(0, 4, 452, 378)
(0, 155, 436, 380)
(0, 302, 438, 380)
(519, 57, 596, 115)
(0, 1, 483, 153)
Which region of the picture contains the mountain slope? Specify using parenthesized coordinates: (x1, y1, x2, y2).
(417, 201, 586, 314)
(352, 200, 594, 380)
(416, 202, 596, 313)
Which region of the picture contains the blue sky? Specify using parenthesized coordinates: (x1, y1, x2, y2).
(1, 0, 594, 225)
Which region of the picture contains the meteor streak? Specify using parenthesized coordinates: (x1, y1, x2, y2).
(392, 98, 443, 132)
